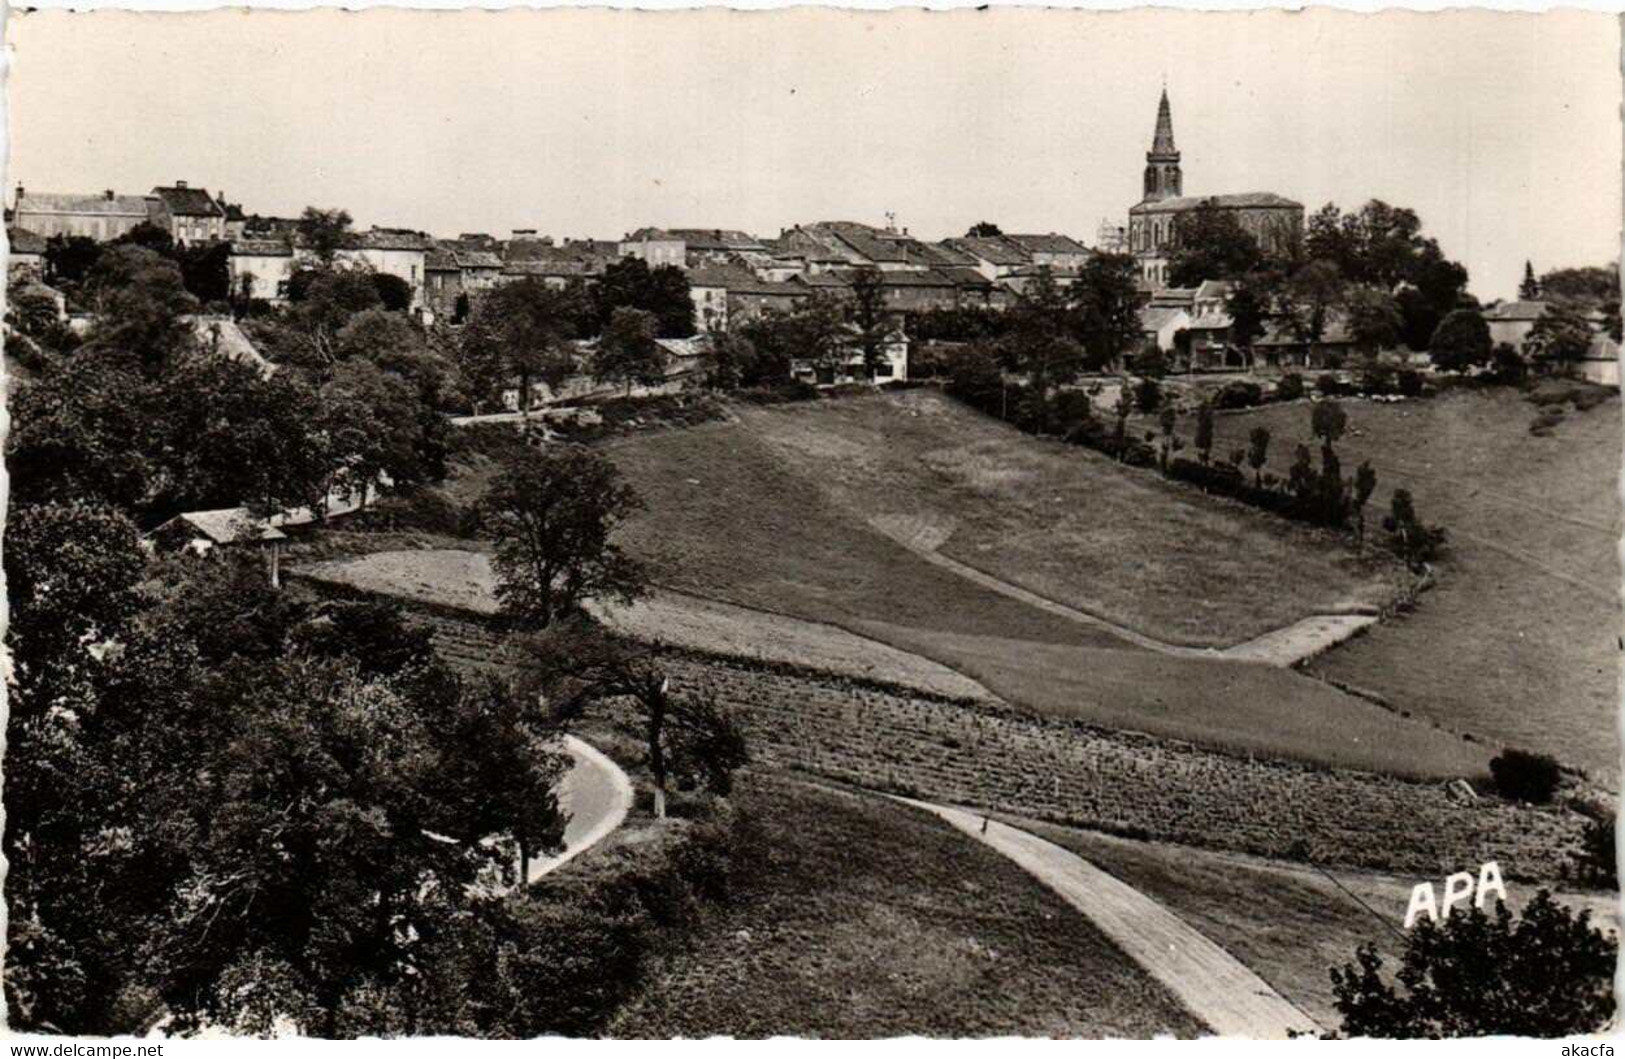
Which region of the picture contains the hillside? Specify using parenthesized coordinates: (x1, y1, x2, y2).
(1205, 386, 1620, 782)
(605, 773, 1207, 1038)
(598, 392, 1489, 778)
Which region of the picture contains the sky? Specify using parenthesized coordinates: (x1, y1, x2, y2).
(7, 7, 1620, 301)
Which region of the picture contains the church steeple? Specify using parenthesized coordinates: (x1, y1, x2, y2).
(1143, 88, 1183, 202)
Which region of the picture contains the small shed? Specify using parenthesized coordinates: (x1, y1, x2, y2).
(148, 507, 288, 586)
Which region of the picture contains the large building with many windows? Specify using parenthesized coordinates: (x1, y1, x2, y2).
(1127, 90, 1303, 289)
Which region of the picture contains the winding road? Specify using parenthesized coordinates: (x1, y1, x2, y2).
(531, 735, 634, 881)
(898, 798, 1321, 1039)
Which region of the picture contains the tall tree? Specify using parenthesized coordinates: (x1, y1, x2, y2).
(1166, 201, 1264, 287)
(1284, 259, 1345, 345)
(296, 207, 354, 264)
(1343, 285, 1404, 353)
(81, 244, 200, 375)
(459, 278, 584, 414)
(998, 267, 1086, 432)
(594, 306, 667, 396)
(1525, 305, 1594, 376)
(848, 267, 890, 379)
(1224, 271, 1274, 358)
(1072, 252, 1142, 371)
(1428, 308, 1493, 374)
(1331, 890, 1615, 1037)
(1519, 260, 1541, 300)
(966, 221, 1004, 237)
(591, 256, 696, 339)
(479, 445, 648, 629)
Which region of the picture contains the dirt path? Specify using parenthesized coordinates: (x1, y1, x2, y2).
(899, 798, 1321, 1039)
(530, 735, 633, 881)
(868, 516, 1375, 667)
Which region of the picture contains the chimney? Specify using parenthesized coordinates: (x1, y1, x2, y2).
(176, 180, 188, 189)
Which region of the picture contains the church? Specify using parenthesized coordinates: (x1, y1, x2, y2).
(1127, 90, 1304, 289)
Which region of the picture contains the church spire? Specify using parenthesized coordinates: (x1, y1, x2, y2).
(1151, 87, 1178, 159)
(1142, 88, 1182, 202)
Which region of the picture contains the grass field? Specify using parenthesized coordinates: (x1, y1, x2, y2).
(736, 390, 1397, 647)
(1015, 816, 1622, 1032)
(1159, 386, 1620, 782)
(599, 393, 1491, 778)
(604, 773, 1207, 1038)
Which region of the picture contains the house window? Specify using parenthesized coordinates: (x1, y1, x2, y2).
(874, 362, 894, 378)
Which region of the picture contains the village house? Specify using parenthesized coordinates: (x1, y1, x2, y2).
(424, 244, 505, 321)
(149, 182, 229, 244)
(228, 238, 297, 304)
(942, 235, 1030, 280)
(13, 187, 155, 241)
(1003, 233, 1092, 270)
(1139, 304, 1192, 356)
(726, 275, 807, 324)
(148, 508, 289, 587)
(619, 228, 686, 269)
(791, 325, 910, 386)
(339, 229, 431, 306)
(686, 265, 759, 332)
(8, 226, 47, 278)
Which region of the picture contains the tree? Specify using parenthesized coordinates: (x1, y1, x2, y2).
(479, 445, 647, 629)
(1489, 342, 1526, 384)
(941, 341, 1005, 413)
(849, 267, 890, 380)
(1519, 260, 1541, 300)
(1167, 200, 1264, 287)
(459, 278, 584, 413)
(1330, 890, 1615, 1037)
(44, 234, 104, 288)
(966, 222, 1004, 237)
(701, 329, 757, 391)
(1130, 344, 1168, 379)
(1344, 286, 1403, 353)
(592, 256, 696, 339)
(1072, 252, 1142, 370)
(1352, 461, 1377, 544)
(1525, 305, 1594, 376)
(371, 272, 413, 312)
(1489, 747, 1562, 803)
(1384, 487, 1448, 568)
(1193, 403, 1215, 466)
(1225, 272, 1273, 356)
(1157, 405, 1178, 472)
(1134, 375, 1162, 415)
(297, 207, 354, 264)
(81, 244, 200, 375)
(1539, 264, 1620, 340)
(1428, 309, 1492, 374)
(1571, 810, 1617, 890)
(1246, 426, 1272, 487)
(594, 306, 666, 397)
(524, 624, 748, 821)
(739, 294, 847, 384)
(1284, 259, 1345, 345)
(999, 267, 1086, 432)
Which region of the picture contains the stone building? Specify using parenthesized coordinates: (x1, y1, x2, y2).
(1127, 90, 1304, 289)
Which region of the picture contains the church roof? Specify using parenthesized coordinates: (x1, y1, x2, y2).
(1130, 192, 1302, 214)
(1150, 88, 1178, 158)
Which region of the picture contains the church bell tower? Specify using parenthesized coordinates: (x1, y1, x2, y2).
(1142, 88, 1182, 202)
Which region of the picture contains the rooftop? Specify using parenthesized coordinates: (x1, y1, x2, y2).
(17, 190, 154, 218)
(152, 184, 227, 218)
(1131, 192, 1303, 214)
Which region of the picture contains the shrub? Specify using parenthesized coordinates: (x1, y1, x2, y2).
(1569, 809, 1617, 890)
(1276, 372, 1306, 401)
(1489, 747, 1563, 803)
(1316, 372, 1348, 397)
(1213, 380, 1264, 409)
(1395, 368, 1425, 397)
